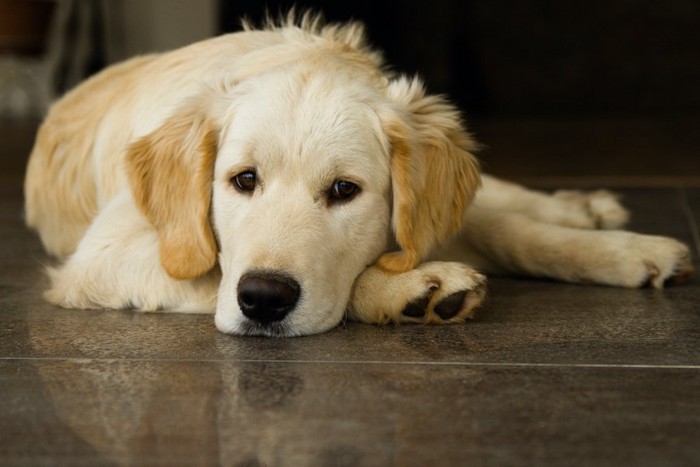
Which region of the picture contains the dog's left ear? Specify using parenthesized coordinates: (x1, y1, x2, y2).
(126, 103, 219, 280)
(377, 77, 481, 273)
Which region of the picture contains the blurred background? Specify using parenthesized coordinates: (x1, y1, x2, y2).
(1, 0, 699, 184)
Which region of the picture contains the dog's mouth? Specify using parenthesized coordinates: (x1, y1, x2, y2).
(236, 318, 297, 338)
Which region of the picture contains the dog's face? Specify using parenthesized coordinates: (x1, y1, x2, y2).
(126, 64, 480, 337)
(212, 70, 393, 336)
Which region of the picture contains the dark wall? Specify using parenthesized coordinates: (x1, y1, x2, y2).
(219, 0, 700, 118)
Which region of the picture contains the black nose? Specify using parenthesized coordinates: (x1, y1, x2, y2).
(237, 271, 301, 324)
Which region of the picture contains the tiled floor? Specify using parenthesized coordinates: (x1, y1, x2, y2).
(1, 118, 699, 466)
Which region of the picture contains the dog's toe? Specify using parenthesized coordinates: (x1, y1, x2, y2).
(400, 263, 487, 325)
(587, 190, 630, 229)
(348, 262, 487, 325)
(647, 246, 694, 289)
(553, 189, 630, 230)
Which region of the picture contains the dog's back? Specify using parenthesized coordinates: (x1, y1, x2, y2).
(25, 55, 158, 256)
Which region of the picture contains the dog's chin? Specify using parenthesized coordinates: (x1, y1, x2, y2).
(216, 314, 341, 338)
(235, 319, 300, 338)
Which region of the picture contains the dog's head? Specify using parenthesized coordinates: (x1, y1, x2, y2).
(126, 52, 479, 336)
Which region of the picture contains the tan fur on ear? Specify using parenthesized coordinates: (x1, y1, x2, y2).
(377, 77, 481, 273)
(126, 107, 218, 280)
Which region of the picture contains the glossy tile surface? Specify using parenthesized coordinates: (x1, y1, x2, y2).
(4, 360, 700, 466)
(2, 120, 699, 466)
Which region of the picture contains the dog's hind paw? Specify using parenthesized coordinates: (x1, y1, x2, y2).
(553, 189, 630, 230)
(348, 262, 487, 325)
(572, 232, 694, 288)
(638, 239, 694, 289)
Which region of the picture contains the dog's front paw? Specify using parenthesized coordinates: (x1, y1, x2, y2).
(399, 262, 487, 324)
(348, 262, 487, 325)
(553, 189, 630, 229)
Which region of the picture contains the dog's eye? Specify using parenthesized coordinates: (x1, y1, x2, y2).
(231, 171, 256, 193)
(328, 180, 360, 203)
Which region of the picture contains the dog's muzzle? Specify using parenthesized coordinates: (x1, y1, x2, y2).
(237, 271, 301, 324)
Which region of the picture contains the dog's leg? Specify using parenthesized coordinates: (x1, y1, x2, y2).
(347, 262, 487, 324)
(44, 192, 219, 313)
(452, 207, 693, 288)
(476, 175, 629, 229)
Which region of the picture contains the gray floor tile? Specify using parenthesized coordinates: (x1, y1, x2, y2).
(2, 276, 699, 367)
(2, 359, 699, 467)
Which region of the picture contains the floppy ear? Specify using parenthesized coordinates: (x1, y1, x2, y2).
(377, 77, 481, 273)
(126, 105, 218, 280)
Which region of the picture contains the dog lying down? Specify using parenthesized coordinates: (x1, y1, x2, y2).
(25, 14, 693, 337)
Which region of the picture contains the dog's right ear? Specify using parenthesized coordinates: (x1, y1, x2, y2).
(126, 103, 219, 280)
(376, 76, 481, 273)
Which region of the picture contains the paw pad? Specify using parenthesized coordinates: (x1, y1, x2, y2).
(401, 294, 431, 318)
(433, 291, 467, 320)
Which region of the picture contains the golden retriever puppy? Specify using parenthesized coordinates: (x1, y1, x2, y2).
(25, 14, 692, 336)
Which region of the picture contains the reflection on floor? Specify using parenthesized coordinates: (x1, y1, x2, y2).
(1, 118, 699, 466)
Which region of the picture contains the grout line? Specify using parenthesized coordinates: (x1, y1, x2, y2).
(678, 186, 700, 260)
(507, 176, 700, 189)
(2, 356, 700, 370)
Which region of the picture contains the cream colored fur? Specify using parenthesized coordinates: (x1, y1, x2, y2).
(25, 14, 693, 336)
